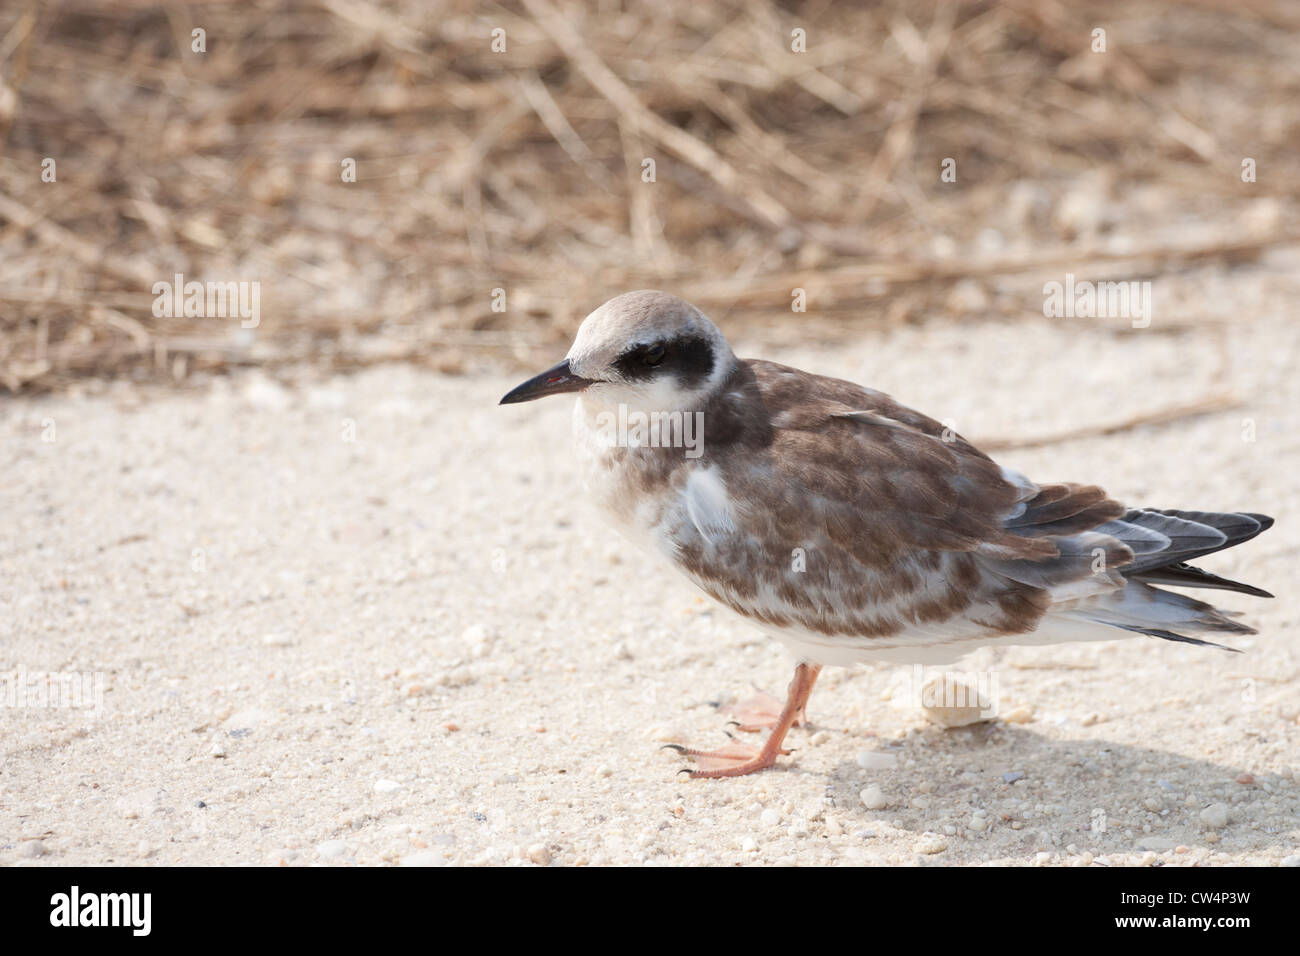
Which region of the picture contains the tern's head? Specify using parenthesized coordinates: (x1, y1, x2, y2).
(499, 291, 735, 411)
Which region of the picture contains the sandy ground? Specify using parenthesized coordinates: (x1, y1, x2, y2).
(3, 268, 1300, 866)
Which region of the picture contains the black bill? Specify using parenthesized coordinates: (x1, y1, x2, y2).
(499, 359, 595, 404)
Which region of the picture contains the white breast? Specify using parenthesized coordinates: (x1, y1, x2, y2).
(572, 396, 730, 562)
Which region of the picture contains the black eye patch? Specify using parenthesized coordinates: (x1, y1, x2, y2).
(614, 335, 715, 388)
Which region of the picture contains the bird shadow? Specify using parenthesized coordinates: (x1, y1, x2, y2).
(818, 722, 1284, 864)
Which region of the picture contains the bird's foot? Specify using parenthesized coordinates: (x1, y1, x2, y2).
(670, 665, 821, 780)
(663, 737, 789, 778)
(666, 663, 823, 779)
(726, 690, 806, 732)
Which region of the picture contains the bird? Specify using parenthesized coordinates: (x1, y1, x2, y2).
(500, 290, 1274, 778)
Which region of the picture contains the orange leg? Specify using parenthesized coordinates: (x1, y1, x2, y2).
(667, 663, 822, 778)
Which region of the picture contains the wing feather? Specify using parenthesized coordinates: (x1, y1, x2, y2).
(674, 359, 1270, 653)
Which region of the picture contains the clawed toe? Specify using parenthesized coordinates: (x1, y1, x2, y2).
(665, 664, 822, 778)
(671, 738, 784, 778)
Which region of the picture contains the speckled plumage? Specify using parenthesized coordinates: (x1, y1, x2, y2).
(559, 293, 1272, 666)
(503, 291, 1274, 775)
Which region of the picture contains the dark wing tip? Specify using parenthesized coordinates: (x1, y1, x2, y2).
(1134, 562, 1275, 599)
(1115, 624, 1244, 652)
(1242, 512, 1275, 533)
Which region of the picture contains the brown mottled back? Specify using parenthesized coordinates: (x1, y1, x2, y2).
(657, 359, 1134, 648)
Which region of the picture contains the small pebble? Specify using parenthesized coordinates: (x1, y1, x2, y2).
(760, 808, 781, 827)
(527, 844, 551, 865)
(1137, 837, 1176, 851)
(374, 779, 402, 793)
(913, 834, 947, 855)
(859, 785, 888, 810)
(1002, 770, 1026, 784)
(1200, 804, 1230, 829)
(1236, 773, 1255, 785)
(1002, 706, 1035, 724)
(920, 676, 991, 728)
(1281, 855, 1300, 868)
(741, 837, 758, 853)
(856, 751, 898, 770)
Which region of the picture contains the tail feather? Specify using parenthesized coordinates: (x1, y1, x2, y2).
(1133, 562, 1274, 599)
(1109, 624, 1242, 653)
(1123, 509, 1272, 571)
(1046, 508, 1273, 650)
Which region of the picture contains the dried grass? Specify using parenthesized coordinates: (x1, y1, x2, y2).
(2, 0, 1299, 391)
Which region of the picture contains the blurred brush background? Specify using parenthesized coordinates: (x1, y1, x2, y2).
(1, 0, 1298, 393)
